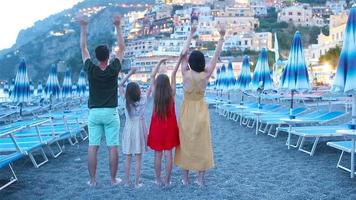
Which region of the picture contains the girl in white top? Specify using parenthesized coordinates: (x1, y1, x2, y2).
(119, 68, 147, 188)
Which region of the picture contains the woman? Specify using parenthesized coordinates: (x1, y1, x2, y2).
(174, 25, 226, 186)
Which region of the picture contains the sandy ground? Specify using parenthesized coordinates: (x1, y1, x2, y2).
(2, 93, 356, 200)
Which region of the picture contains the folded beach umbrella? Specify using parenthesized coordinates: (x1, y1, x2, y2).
(9, 79, 15, 98)
(62, 68, 72, 98)
(236, 55, 252, 105)
(37, 81, 43, 97)
(332, 6, 356, 126)
(236, 55, 252, 91)
(251, 48, 273, 92)
(226, 62, 236, 91)
(220, 64, 227, 91)
(215, 67, 221, 90)
(3, 81, 9, 98)
(11, 59, 31, 115)
(77, 70, 87, 97)
(29, 81, 34, 97)
(11, 59, 31, 103)
(280, 31, 310, 118)
(71, 84, 78, 97)
(44, 64, 61, 99)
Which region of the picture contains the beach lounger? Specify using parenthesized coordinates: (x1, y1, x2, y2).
(327, 141, 356, 175)
(0, 120, 52, 168)
(263, 111, 345, 137)
(0, 126, 26, 191)
(0, 152, 23, 190)
(276, 125, 348, 156)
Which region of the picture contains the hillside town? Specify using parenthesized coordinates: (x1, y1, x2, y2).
(77, 0, 350, 85)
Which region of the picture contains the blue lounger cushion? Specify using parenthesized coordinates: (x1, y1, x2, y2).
(0, 152, 23, 169)
(327, 141, 356, 153)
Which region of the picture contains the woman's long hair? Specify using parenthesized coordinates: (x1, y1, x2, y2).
(154, 74, 173, 120)
(125, 82, 141, 117)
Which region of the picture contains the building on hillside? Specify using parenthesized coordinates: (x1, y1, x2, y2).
(223, 32, 273, 51)
(250, 0, 268, 16)
(163, 0, 213, 5)
(278, 4, 324, 27)
(214, 16, 259, 36)
(212, 6, 254, 17)
(305, 11, 348, 65)
(326, 0, 346, 15)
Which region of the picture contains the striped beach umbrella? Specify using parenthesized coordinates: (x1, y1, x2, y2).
(44, 64, 61, 99)
(236, 56, 252, 105)
(29, 81, 34, 97)
(251, 48, 273, 108)
(3, 81, 9, 98)
(9, 79, 15, 98)
(11, 59, 31, 103)
(236, 55, 252, 91)
(220, 64, 227, 91)
(77, 70, 87, 97)
(332, 6, 356, 126)
(37, 81, 43, 97)
(280, 31, 310, 118)
(226, 62, 236, 91)
(251, 48, 273, 92)
(62, 68, 72, 98)
(214, 67, 221, 90)
(72, 84, 78, 97)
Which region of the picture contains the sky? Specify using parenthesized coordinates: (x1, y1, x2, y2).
(0, 0, 83, 50)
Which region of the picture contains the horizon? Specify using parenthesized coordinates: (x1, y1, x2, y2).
(0, 0, 82, 50)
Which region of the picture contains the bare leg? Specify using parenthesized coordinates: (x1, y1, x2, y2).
(164, 150, 173, 186)
(108, 146, 120, 185)
(135, 153, 142, 188)
(88, 145, 99, 186)
(124, 154, 132, 185)
(154, 151, 163, 185)
(182, 169, 189, 185)
(197, 171, 205, 186)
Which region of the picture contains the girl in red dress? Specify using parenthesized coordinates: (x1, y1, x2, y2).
(147, 55, 184, 186)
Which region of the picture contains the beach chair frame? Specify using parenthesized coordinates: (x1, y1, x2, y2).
(0, 164, 18, 191)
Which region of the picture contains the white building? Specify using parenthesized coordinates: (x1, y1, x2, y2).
(250, 0, 268, 16)
(278, 4, 324, 27)
(305, 11, 348, 65)
(223, 32, 273, 51)
(326, 0, 346, 15)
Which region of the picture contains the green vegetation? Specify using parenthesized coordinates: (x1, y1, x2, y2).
(256, 7, 329, 60)
(319, 46, 341, 70)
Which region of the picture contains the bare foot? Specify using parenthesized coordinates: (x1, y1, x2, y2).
(112, 178, 122, 186)
(181, 179, 188, 186)
(154, 180, 163, 187)
(135, 183, 143, 189)
(194, 180, 204, 187)
(87, 180, 97, 187)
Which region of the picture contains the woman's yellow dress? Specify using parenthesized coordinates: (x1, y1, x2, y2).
(174, 71, 214, 171)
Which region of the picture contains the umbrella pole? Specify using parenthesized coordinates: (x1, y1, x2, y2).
(290, 90, 295, 118)
(241, 92, 244, 105)
(352, 94, 356, 126)
(258, 91, 261, 109)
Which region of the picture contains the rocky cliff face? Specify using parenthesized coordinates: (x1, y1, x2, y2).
(0, 0, 153, 82)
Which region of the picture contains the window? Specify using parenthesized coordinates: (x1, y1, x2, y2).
(288, 12, 293, 15)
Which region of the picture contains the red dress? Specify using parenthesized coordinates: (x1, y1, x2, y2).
(148, 101, 180, 151)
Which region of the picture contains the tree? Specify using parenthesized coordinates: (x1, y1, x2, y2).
(319, 46, 342, 70)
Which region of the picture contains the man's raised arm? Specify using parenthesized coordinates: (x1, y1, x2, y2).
(77, 15, 90, 64)
(113, 15, 125, 63)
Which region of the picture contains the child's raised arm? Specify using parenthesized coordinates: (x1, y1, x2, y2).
(118, 68, 137, 96)
(171, 54, 185, 96)
(146, 58, 168, 97)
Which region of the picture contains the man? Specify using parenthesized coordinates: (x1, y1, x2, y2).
(78, 14, 125, 187)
